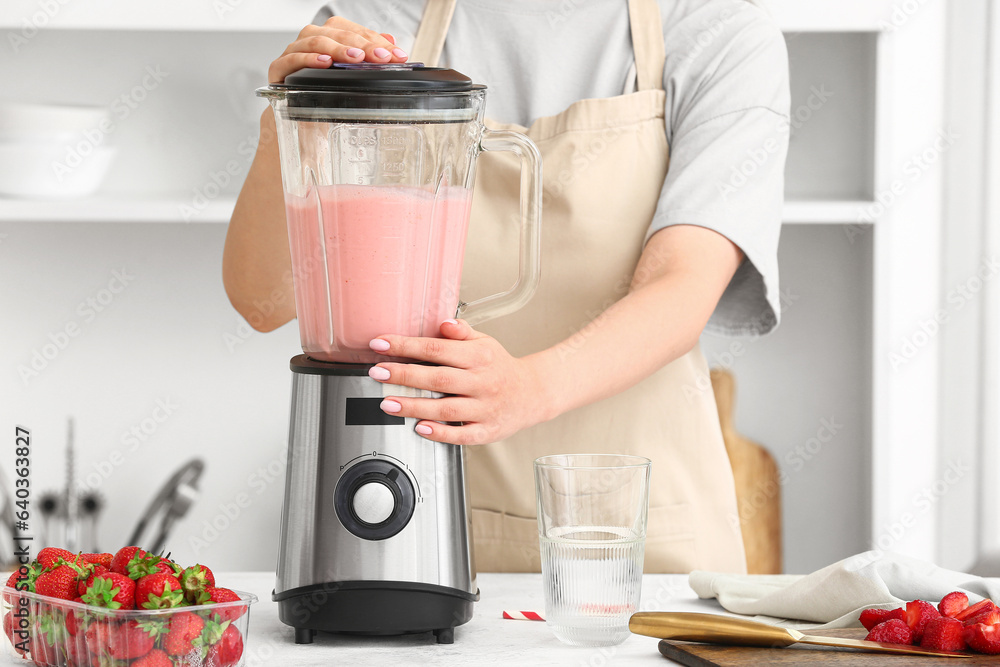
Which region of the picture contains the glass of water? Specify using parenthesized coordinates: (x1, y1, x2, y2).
(534, 454, 651, 647)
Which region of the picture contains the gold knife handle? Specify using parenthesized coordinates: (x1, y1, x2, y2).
(629, 612, 801, 648)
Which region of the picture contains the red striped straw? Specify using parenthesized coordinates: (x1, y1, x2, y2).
(502, 610, 545, 621)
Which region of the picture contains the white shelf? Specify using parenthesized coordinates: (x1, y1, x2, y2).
(1, 196, 877, 226)
(0, 0, 894, 33)
(0, 195, 237, 224)
(782, 199, 876, 225)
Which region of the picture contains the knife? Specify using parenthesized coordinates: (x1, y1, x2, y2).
(628, 612, 973, 658)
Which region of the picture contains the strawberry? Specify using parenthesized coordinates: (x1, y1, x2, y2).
(4, 612, 27, 655)
(859, 607, 906, 630)
(206, 623, 244, 667)
(37, 546, 79, 570)
(135, 573, 184, 610)
(35, 564, 84, 600)
(179, 564, 215, 603)
(83, 619, 115, 656)
(164, 611, 204, 656)
(28, 633, 59, 666)
(4, 564, 39, 603)
(132, 648, 174, 667)
(77, 565, 108, 596)
(964, 605, 1000, 628)
(955, 598, 997, 622)
(865, 618, 913, 645)
(108, 619, 156, 660)
(964, 622, 1000, 655)
(80, 572, 135, 610)
(110, 546, 146, 576)
(199, 587, 245, 623)
(904, 599, 940, 643)
(80, 553, 114, 569)
(920, 616, 966, 652)
(938, 591, 969, 618)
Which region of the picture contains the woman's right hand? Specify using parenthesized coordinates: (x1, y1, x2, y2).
(268, 16, 408, 84)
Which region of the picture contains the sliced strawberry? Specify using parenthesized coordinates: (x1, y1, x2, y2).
(859, 607, 906, 631)
(938, 591, 969, 618)
(135, 573, 184, 610)
(964, 622, 1000, 655)
(920, 616, 966, 652)
(955, 599, 997, 622)
(964, 606, 1000, 628)
(905, 599, 941, 643)
(866, 618, 914, 645)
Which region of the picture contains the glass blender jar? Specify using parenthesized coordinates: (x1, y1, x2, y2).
(258, 63, 541, 363)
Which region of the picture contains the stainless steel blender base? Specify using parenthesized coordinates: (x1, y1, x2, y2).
(274, 356, 478, 641)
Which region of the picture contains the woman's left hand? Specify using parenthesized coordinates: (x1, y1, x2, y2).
(367, 320, 551, 445)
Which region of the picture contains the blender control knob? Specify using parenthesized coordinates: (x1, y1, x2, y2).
(352, 481, 396, 525)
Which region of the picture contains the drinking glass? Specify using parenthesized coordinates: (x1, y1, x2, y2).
(534, 454, 651, 647)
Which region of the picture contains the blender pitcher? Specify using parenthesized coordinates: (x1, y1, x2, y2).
(258, 63, 541, 363)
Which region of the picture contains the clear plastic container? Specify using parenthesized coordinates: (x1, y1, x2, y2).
(1, 586, 257, 666)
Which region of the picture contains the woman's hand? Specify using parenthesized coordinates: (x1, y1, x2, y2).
(268, 16, 408, 84)
(367, 320, 554, 446)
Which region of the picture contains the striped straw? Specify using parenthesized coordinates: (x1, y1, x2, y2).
(502, 610, 545, 621)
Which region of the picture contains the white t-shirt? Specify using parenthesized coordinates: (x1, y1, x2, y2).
(313, 0, 790, 335)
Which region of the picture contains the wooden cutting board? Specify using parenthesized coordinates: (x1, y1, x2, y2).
(657, 629, 993, 665)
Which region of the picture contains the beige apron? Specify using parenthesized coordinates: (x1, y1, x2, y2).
(412, 0, 747, 574)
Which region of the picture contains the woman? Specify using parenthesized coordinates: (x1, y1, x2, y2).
(223, 0, 790, 574)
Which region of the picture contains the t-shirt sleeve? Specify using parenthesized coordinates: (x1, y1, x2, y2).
(651, 4, 790, 336)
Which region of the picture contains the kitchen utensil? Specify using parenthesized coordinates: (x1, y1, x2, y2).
(534, 454, 651, 647)
(259, 63, 542, 645)
(629, 612, 973, 658)
(128, 458, 204, 553)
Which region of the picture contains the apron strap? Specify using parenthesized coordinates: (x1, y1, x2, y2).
(628, 0, 666, 91)
(410, 0, 457, 67)
(412, 0, 665, 91)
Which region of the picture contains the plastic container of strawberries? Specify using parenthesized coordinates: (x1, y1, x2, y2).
(1, 586, 257, 666)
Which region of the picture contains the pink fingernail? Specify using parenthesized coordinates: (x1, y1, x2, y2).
(317, 54, 332, 63)
(392, 48, 407, 59)
(415, 424, 433, 436)
(369, 338, 390, 352)
(374, 47, 390, 59)
(442, 319, 458, 326)
(380, 399, 402, 413)
(346, 47, 364, 59)
(368, 366, 390, 381)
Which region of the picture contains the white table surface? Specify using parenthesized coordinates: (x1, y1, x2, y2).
(222, 572, 731, 666)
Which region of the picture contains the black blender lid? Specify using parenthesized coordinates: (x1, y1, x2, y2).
(279, 62, 481, 93)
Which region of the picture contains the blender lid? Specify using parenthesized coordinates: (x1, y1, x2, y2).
(280, 62, 480, 92)
(261, 63, 486, 123)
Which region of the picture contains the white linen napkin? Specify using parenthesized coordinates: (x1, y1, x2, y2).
(689, 550, 1000, 629)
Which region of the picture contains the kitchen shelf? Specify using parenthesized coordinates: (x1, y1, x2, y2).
(0, 195, 238, 224)
(1, 196, 878, 226)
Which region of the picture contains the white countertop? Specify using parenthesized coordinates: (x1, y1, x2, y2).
(222, 572, 729, 666)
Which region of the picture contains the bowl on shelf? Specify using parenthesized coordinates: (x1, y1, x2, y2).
(0, 102, 118, 200)
(1, 585, 258, 666)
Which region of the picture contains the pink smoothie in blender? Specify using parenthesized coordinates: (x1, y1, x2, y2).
(285, 184, 473, 363)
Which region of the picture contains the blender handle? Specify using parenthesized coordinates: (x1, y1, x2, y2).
(457, 128, 542, 326)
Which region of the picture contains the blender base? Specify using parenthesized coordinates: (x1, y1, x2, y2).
(274, 580, 478, 645)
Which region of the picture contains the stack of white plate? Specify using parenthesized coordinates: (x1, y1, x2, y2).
(0, 103, 118, 199)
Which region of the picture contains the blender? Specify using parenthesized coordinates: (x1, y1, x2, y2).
(258, 63, 541, 644)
